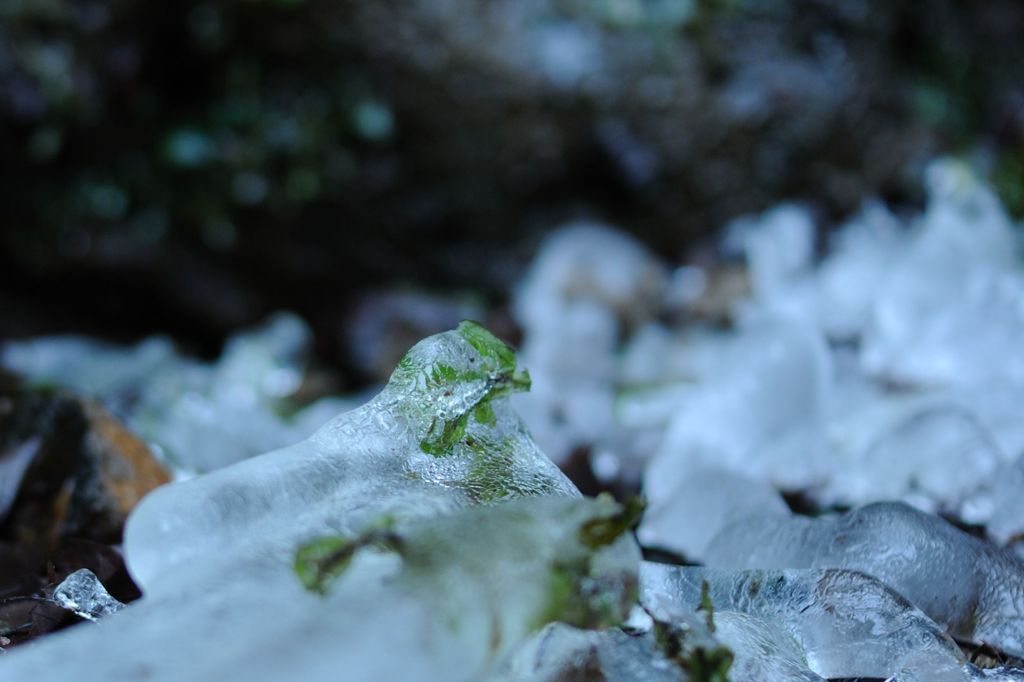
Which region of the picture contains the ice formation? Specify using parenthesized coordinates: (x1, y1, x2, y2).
(642, 562, 964, 680)
(638, 466, 790, 560)
(619, 159, 1024, 522)
(0, 323, 644, 681)
(4, 160, 1024, 678)
(704, 501, 1024, 656)
(51, 569, 125, 622)
(513, 222, 667, 466)
(1, 313, 348, 472)
(492, 622, 685, 682)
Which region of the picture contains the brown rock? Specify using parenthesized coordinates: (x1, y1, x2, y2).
(0, 390, 171, 553)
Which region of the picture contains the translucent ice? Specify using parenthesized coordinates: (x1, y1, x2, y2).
(638, 466, 789, 561)
(641, 563, 963, 680)
(491, 623, 686, 682)
(125, 321, 576, 593)
(52, 569, 125, 622)
(711, 611, 826, 682)
(0, 323, 598, 682)
(1, 498, 637, 682)
(974, 454, 1024, 546)
(513, 222, 666, 464)
(860, 160, 1024, 387)
(2, 313, 346, 472)
(645, 322, 831, 490)
(705, 502, 1024, 656)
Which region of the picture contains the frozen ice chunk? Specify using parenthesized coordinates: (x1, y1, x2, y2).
(135, 312, 318, 470)
(512, 223, 666, 464)
(0, 312, 330, 472)
(712, 611, 826, 682)
(638, 466, 789, 561)
(492, 623, 686, 682)
(732, 203, 815, 303)
(515, 222, 666, 333)
(811, 200, 905, 339)
(861, 160, 1024, 387)
(825, 403, 1005, 512)
(52, 569, 125, 622)
(0, 325, 614, 681)
(646, 322, 831, 490)
(641, 573, 822, 682)
(641, 563, 964, 680)
(295, 496, 642, 648)
(0, 498, 637, 682)
(1, 335, 177, 400)
(976, 454, 1024, 546)
(124, 321, 577, 594)
(705, 502, 1024, 656)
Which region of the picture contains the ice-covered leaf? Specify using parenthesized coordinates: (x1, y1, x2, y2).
(0, 324, 585, 681)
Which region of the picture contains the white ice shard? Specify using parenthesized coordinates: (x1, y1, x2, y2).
(860, 160, 1024, 387)
(972, 453, 1024, 547)
(0, 323, 612, 682)
(822, 399, 1006, 513)
(704, 501, 1024, 656)
(1, 313, 347, 472)
(52, 569, 125, 622)
(638, 466, 789, 561)
(642, 563, 964, 680)
(645, 321, 831, 491)
(0, 334, 178, 400)
(729, 202, 815, 308)
(512, 223, 667, 465)
(711, 611, 826, 682)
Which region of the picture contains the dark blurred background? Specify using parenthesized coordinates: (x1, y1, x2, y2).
(2, 0, 1023, 382)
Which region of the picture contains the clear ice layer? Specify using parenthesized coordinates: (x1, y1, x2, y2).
(641, 562, 963, 680)
(52, 569, 125, 622)
(1, 313, 345, 472)
(491, 622, 686, 682)
(513, 222, 667, 465)
(705, 502, 1024, 656)
(0, 324, 610, 681)
(638, 466, 789, 560)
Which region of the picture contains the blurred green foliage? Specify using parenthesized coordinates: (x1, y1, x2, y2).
(1, 0, 396, 263)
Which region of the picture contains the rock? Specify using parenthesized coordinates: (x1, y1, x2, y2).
(0, 390, 171, 550)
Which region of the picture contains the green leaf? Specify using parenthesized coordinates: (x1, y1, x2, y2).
(296, 518, 403, 594)
(457, 320, 516, 372)
(473, 402, 496, 426)
(294, 536, 357, 595)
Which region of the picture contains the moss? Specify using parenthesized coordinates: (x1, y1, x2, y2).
(420, 411, 471, 456)
(578, 494, 646, 550)
(414, 322, 532, 458)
